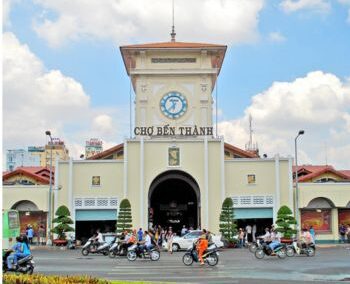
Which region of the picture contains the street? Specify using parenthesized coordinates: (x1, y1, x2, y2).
(30, 246, 350, 283)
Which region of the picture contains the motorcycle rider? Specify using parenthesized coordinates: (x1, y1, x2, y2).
(300, 228, 313, 248)
(258, 227, 271, 243)
(196, 233, 208, 265)
(268, 227, 282, 255)
(6, 236, 23, 270)
(138, 231, 153, 254)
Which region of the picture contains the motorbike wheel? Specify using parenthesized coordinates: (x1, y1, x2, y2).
(306, 247, 315, 257)
(182, 253, 193, 266)
(27, 266, 34, 275)
(277, 248, 287, 259)
(109, 251, 117, 258)
(150, 250, 160, 261)
(82, 249, 89, 256)
(286, 246, 295, 257)
(207, 253, 219, 266)
(249, 243, 257, 253)
(127, 251, 137, 261)
(254, 248, 265, 259)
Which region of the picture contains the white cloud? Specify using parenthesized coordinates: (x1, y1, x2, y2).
(3, 0, 19, 26)
(338, 0, 350, 23)
(218, 71, 350, 169)
(268, 32, 287, 42)
(280, 0, 331, 13)
(31, 0, 264, 48)
(3, 32, 129, 159)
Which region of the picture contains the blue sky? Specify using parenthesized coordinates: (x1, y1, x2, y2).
(3, 0, 350, 168)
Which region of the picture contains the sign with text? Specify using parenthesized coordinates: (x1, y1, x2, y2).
(134, 125, 213, 137)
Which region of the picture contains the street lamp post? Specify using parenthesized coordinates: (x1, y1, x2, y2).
(294, 129, 305, 233)
(45, 130, 53, 245)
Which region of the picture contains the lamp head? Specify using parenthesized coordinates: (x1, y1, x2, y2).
(45, 130, 51, 136)
(298, 130, 305, 135)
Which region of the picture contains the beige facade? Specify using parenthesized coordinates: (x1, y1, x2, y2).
(299, 183, 350, 242)
(4, 39, 350, 244)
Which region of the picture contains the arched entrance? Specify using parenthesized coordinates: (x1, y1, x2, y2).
(149, 170, 200, 233)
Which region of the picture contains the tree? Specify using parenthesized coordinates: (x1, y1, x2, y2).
(116, 199, 133, 233)
(276, 205, 297, 239)
(51, 205, 74, 240)
(219, 197, 237, 241)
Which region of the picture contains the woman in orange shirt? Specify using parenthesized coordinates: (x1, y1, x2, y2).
(196, 234, 208, 265)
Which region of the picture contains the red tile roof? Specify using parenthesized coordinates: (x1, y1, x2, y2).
(293, 165, 350, 182)
(87, 143, 124, 160)
(224, 143, 258, 158)
(120, 41, 227, 49)
(3, 166, 54, 185)
(339, 170, 350, 178)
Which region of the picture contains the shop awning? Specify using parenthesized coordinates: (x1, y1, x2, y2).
(76, 210, 117, 221)
(234, 208, 273, 219)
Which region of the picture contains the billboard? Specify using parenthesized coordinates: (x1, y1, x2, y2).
(301, 210, 331, 232)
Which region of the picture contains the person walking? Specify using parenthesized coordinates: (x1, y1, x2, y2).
(181, 225, 188, 236)
(137, 228, 143, 242)
(339, 223, 347, 243)
(26, 225, 34, 245)
(252, 224, 257, 242)
(167, 230, 174, 253)
(309, 226, 316, 243)
(38, 225, 46, 245)
(238, 228, 245, 248)
(245, 224, 252, 244)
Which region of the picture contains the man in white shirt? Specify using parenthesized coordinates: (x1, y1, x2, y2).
(96, 229, 104, 244)
(246, 225, 252, 243)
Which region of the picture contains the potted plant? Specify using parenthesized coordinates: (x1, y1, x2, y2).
(51, 205, 74, 246)
(219, 197, 238, 248)
(276, 205, 297, 244)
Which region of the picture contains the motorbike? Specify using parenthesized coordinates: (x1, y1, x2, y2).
(248, 238, 264, 253)
(126, 243, 160, 261)
(254, 243, 287, 259)
(286, 240, 315, 257)
(109, 238, 128, 258)
(182, 243, 219, 266)
(3, 251, 35, 274)
(81, 237, 110, 256)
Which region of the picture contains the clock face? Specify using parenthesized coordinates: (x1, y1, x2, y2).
(160, 92, 187, 119)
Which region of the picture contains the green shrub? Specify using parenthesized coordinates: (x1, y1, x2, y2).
(2, 274, 110, 284)
(116, 199, 133, 233)
(276, 205, 297, 238)
(52, 205, 74, 240)
(219, 197, 237, 242)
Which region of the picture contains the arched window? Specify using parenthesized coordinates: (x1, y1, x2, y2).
(306, 197, 335, 209)
(11, 200, 39, 211)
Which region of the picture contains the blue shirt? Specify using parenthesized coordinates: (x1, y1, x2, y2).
(137, 230, 143, 241)
(12, 242, 22, 253)
(27, 228, 34, 238)
(21, 243, 31, 256)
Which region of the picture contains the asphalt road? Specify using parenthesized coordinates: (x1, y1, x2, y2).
(30, 246, 350, 284)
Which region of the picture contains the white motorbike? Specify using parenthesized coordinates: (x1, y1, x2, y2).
(126, 243, 160, 261)
(81, 237, 110, 256)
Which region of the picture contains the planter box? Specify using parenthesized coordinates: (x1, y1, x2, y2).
(280, 238, 293, 244)
(53, 239, 67, 246)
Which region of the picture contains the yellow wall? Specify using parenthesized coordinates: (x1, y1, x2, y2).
(3, 185, 49, 211)
(299, 182, 350, 241)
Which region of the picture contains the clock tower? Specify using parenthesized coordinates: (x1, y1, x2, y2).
(120, 41, 227, 137)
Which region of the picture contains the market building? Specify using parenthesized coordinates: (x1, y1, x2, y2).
(3, 35, 350, 244)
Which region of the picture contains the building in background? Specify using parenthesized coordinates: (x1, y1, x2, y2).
(28, 146, 46, 167)
(297, 165, 350, 243)
(6, 139, 70, 170)
(3, 166, 53, 241)
(85, 138, 103, 159)
(6, 149, 40, 171)
(45, 138, 69, 167)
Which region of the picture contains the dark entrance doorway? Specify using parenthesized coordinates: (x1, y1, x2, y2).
(149, 171, 200, 234)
